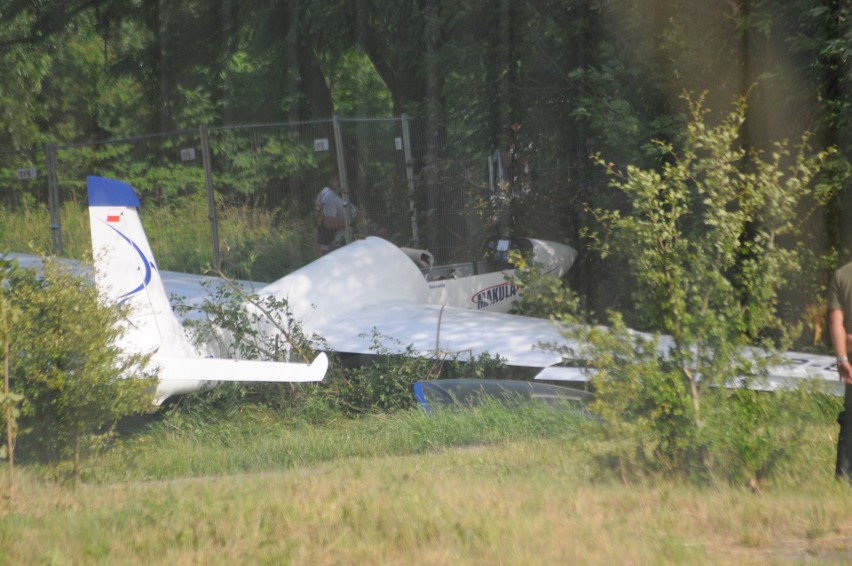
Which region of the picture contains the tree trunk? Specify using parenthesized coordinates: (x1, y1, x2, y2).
(297, 44, 335, 119)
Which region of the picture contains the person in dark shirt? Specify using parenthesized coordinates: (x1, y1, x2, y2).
(827, 261, 852, 479)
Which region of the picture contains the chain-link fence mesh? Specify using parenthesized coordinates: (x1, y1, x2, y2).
(0, 116, 558, 280)
(0, 147, 55, 254)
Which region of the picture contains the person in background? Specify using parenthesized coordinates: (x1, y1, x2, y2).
(315, 175, 355, 257)
(827, 260, 852, 480)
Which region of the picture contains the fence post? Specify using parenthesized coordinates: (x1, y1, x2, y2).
(200, 125, 221, 271)
(331, 115, 353, 243)
(44, 145, 63, 256)
(401, 114, 419, 245)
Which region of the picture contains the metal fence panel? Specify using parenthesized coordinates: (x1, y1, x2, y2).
(205, 120, 339, 278)
(51, 132, 212, 268)
(335, 117, 413, 248)
(1, 116, 529, 279)
(0, 147, 53, 255)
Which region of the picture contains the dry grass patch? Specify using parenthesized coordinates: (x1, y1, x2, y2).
(6, 437, 852, 564)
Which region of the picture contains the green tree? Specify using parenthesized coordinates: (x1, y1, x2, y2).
(574, 94, 838, 482)
(0, 8, 51, 148)
(0, 258, 24, 505)
(780, 0, 852, 252)
(7, 260, 155, 486)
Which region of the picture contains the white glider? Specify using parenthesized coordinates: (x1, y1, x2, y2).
(8, 175, 842, 401)
(257, 235, 841, 395)
(86, 176, 327, 404)
(87, 176, 846, 398)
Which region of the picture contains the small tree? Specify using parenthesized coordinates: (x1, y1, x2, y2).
(0, 258, 24, 505)
(173, 280, 328, 413)
(176, 281, 510, 417)
(8, 259, 155, 486)
(574, 93, 837, 482)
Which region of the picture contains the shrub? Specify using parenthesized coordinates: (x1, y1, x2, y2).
(563, 94, 838, 484)
(176, 285, 510, 417)
(3, 258, 155, 485)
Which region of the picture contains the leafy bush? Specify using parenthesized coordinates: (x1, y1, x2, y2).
(581, 95, 841, 483)
(175, 285, 510, 418)
(508, 247, 584, 320)
(329, 336, 438, 414)
(530, 94, 841, 484)
(2, 257, 155, 484)
(566, 314, 836, 484)
(170, 281, 326, 416)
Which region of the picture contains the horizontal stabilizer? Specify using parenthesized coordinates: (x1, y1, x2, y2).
(157, 352, 329, 383)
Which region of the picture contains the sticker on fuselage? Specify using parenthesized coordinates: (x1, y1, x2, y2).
(471, 282, 518, 310)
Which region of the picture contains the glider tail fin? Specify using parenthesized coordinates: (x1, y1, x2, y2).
(87, 175, 190, 357)
(87, 176, 328, 405)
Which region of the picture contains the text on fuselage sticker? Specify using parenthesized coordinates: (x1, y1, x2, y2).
(472, 282, 518, 309)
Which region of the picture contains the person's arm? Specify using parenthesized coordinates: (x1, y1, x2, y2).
(829, 308, 852, 384)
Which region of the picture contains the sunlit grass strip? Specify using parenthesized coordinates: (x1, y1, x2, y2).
(84, 402, 590, 483)
(4, 429, 852, 565)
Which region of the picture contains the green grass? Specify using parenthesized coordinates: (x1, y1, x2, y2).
(4, 202, 852, 563)
(3, 404, 852, 565)
(83, 401, 590, 483)
(0, 199, 316, 281)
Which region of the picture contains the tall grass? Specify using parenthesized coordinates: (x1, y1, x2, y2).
(4, 201, 852, 562)
(3, 407, 852, 565)
(0, 202, 102, 260)
(83, 402, 591, 483)
(0, 199, 316, 281)
(0, 205, 60, 257)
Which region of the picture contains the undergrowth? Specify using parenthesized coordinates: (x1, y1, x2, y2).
(0, 199, 316, 281)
